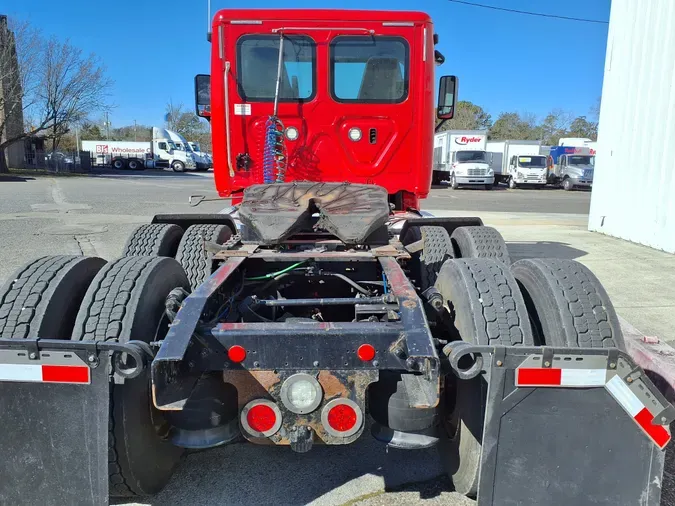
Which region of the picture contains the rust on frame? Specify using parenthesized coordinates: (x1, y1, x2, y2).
(318, 370, 350, 399)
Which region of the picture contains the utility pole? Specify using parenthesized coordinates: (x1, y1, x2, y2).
(104, 111, 110, 140)
(134, 120, 137, 141)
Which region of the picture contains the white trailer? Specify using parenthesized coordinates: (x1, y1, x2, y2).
(81, 127, 197, 172)
(487, 140, 547, 188)
(432, 130, 493, 189)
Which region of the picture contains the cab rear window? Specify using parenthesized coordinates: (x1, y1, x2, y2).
(236, 35, 316, 102)
(330, 36, 409, 104)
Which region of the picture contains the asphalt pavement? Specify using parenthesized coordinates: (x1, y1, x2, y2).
(1, 171, 671, 505)
(0, 172, 590, 285)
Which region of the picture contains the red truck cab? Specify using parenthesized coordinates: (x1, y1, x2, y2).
(196, 9, 455, 209)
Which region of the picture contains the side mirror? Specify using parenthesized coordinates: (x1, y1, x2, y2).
(434, 50, 445, 66)
(437, 75, 457, 120)
(195, 74, 211, 118)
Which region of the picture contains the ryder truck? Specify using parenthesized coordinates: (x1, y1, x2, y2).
(433, 130, 494, 189)
(0, 9, 671, 506)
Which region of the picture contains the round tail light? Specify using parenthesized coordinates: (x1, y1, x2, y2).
(240, 400, 282, 437)
(321, 398, 363, 437)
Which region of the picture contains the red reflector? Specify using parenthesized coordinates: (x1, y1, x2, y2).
(516, 368, 562, 386)
(228, 345, 246, 363)
(41, 365, 90, 384)
(635, 407, 671, 449)
(357, 344, 376, 362)
(327, 403, 357, 432)
(247, 404, 277, 433)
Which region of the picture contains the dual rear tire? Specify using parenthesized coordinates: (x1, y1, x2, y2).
(122, 222, 232, 289)
(0, 255, 191, 497)
(429, 255, 624, 497)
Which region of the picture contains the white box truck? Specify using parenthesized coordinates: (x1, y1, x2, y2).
(81, 127, 197, 172)
(432, 130, 494, 189)
(487, 140, 548, 188)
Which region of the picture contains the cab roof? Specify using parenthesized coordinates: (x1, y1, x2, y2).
(213, 9, 431, 24)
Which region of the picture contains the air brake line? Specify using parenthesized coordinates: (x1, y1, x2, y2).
(245, 260, 308, 281)
(262, 31, 288, 183)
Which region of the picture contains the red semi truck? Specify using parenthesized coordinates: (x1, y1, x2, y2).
(0, 9, 671, 506)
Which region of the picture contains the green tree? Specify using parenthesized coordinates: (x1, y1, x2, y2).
(489, 112, 538, 140)
(436, 100, 492, 132)
(78, 121, 103, 140)
(567, 116, 597, 140)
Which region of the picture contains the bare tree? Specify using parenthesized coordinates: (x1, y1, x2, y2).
(165, 100, 203, 137)
(0, 19, 40, 172)
(0, 17, 112, 172)
(165, 100, 212, 152)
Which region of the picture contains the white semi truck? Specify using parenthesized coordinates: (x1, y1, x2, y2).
(164, 130, 211, 172)
(432, 130, 494, 189)
(487, 140, 548, 188)
(81, 127, 197, 172)
(189, 141, 213, 170)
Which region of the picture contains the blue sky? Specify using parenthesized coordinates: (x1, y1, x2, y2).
(8, 0, 611, 128)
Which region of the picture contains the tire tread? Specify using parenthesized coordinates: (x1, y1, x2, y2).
(451, 226, 511, 265)
(175, 224, 231, 289)
(512, 258, 623, 349)
(419, 226, 454, 289)
(72, 256, 187, 496)
(122, 224, 183, 257)
(0, 256, 104, 339)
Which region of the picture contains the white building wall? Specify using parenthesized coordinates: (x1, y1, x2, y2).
(588, 0, 675, 253)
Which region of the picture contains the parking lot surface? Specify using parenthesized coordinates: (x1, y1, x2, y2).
(1, 171, 672, 505)
(0, 172, 590, 285)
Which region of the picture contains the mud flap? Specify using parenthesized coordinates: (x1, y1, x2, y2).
(0, 338, 152, 506)
(446, 343, 672, 506)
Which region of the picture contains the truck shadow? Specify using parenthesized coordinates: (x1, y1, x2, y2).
(507, 241, 588, 262)
(88, 168, 213, 178)
(128, 422, 467, 506)
(430, 183, 508, 191)
(0, 175, 35, 182)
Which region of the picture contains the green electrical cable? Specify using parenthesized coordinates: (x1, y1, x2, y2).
(245, 260, 308, 281)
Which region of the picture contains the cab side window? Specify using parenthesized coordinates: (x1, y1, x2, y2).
(330, 36, 409, 103)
